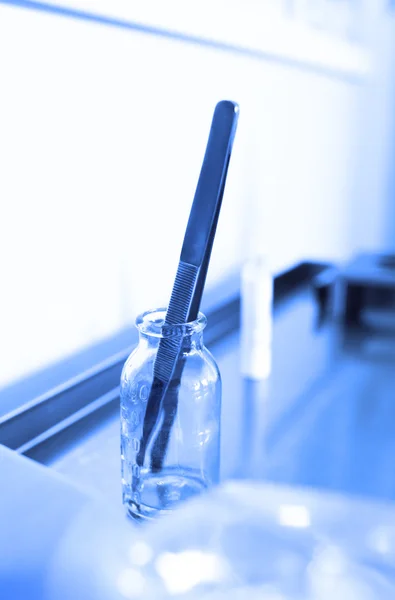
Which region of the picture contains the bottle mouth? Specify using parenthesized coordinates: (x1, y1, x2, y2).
(135, 308, 207, 338)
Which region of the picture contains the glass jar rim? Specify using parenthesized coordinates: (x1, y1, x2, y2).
(135, 308, 207, 338)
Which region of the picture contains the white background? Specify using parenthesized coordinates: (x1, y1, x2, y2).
(0, 0, 395, 388)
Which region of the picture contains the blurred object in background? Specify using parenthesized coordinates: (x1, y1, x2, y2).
(311, 265, 338, 323)
(311, 252, 395, 329)
(47, 481, 395, 599)
(241, 255, 273, 380)
(236, 378, 270, 480)
(336, 252, 395, 327)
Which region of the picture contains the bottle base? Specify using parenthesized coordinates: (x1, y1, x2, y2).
(123, 467, 209, 521)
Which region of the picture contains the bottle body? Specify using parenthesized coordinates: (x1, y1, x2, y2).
(120, 309, 221, 520)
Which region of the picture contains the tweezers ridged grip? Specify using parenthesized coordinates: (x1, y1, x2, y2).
(153, 338, 182, 382)
(154, 261, 198, 382)
(165, 261, 199, 324)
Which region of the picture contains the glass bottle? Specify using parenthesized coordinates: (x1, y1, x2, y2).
(120, 308, 221, 520)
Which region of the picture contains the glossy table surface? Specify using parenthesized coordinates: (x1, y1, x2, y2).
(3, 283, 395, 599)
(50, 285, 395, 505)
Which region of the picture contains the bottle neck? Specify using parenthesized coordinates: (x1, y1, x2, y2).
(136, 309, 207, 349)
(182, 331, 204, 351)
(140, 330, 204, 351)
